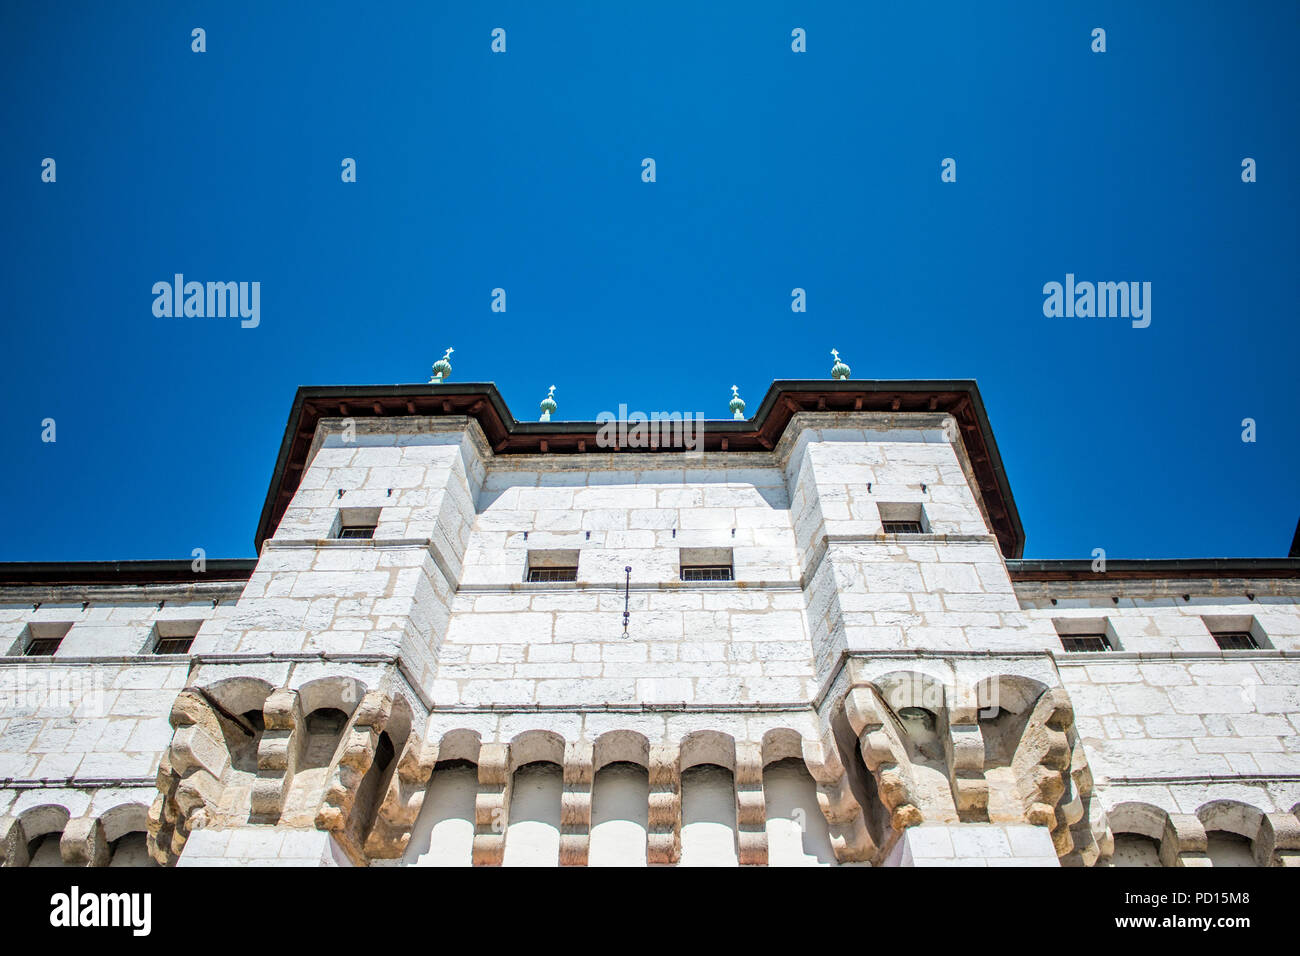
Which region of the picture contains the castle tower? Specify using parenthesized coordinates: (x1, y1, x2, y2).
(1, 376, 1298, 868)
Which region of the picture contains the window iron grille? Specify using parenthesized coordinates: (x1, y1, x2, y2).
(1212, 631, 1259, 651)
(680, 566, 734, 582)
(527, 567, 578, 583)
(337, 526, 376, 540)
(881, 520, 924, 534)
(1060, 634, 1111, 653)
(154, 637, 195, 655)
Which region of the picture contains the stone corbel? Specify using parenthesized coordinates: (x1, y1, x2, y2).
(647, 743, 681, 864)
(559, 740, 594, 866)
(251, 687, 302, 822)
(147, 688, 243, 863)
(945, 684, 988, 820)
(843, 685, 923, 830)
(316, 689, 393, 862)
(168, 689, 235, 828)
(1061, 736, 1107, 866)
(1164, 814, 1208, 867)
(1010, 686, 1074, 856)
(147, 752, 181, 865)
(366, 731, 436, 860)
(801, 730, 875, 863)
(60, 817, 110, 867)
(0, 816, 29, 867)
(472, 742, 511, 866)
(1259, 812, 1300, 867)
(1075, 787, 1111, 867)
(735, 742, 768, 865)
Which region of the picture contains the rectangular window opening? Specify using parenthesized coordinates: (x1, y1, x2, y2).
(1202, 615, 1269, 650)
(151, 620, 201, 655)
(332, 507, 381, 540)
(1052, 617, 1119, 653)
(1060, 634, 1112, 653)
(526, 549, 580, 583)
(1212, 631, 1259, 651)
(878, 502, 929, 535)
(15, 622, 73, 657)
(679, 547, 734, 582)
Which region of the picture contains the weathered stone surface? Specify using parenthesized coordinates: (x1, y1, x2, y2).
(1, 407, 1297, 867)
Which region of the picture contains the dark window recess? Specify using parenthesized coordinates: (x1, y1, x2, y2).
(1212, 632, 1259, 651)
(680, 566, 734, 582)
(881, 521, 924, 534)
(527, 567, 578, 583)
(1061, 634, 1112, 653)
(337, 525, 376, 540)
(24, 637, 62, 656)
(154, 637, 195, 655)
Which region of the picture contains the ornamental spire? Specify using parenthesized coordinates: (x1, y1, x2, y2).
(430, 347, 454, 384)
(539, 385, 557, 422)
(830, 348, 851, 380)
(729, 384, 746, 420)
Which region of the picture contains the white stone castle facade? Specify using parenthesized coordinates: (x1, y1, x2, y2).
(2, 376, 1298, 867)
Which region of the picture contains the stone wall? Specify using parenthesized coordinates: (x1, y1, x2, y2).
(1017, 580, 1300, 859)
(2, 407, 1298, 866)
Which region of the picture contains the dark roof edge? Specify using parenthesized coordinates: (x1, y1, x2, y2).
(251, 379, 1026, 558)
(0, 560, 257, 587)
(1007, 558, 1300, 582)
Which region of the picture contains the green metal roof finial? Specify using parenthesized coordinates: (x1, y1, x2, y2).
(430, 347, 454, 384)
(729, 384, 746, 420)
(830, 348, 851, 380)
(539, 385, 557, 422)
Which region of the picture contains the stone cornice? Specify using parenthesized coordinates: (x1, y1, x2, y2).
(0, 777, 157, 790)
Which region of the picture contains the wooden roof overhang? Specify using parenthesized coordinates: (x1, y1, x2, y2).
(254, 379, 1025, 557)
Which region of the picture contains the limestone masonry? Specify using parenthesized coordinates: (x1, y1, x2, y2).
(2, 378, 1297, 867)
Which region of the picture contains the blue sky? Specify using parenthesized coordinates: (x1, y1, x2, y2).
(2, 1, 1296, 562)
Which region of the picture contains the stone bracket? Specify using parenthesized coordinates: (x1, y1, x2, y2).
(252, 687, 303, 822)
(0, 816, 29, 868)
(366, 731, 436, 859)
(559, 740, 594, 866)
(844, 684, 923, 830)
(316, 689, 394, 864)
(61, 816, 110, 867)
(801, 729, 876, 863)
(735, 742, 768, 866)
(647, 743, 681, 865)
(472, 742, 511, 866)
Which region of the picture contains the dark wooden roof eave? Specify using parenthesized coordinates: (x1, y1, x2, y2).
(0, 559, 258, 588)
(253, 379, 1026, 558)
(1007, 558, 1300, 582)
